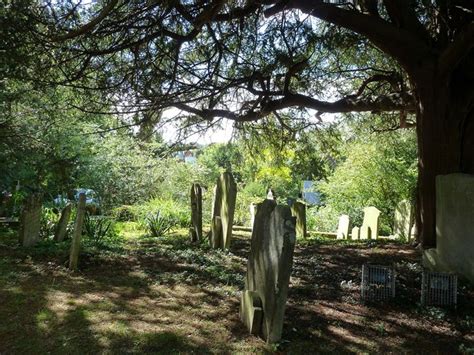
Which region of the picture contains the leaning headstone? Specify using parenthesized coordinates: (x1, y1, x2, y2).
(360, 206, 381, 240)
(393, 200, 414, 240)
(190, 183, 203, 242)
(69, 193, 86, 271)
(351, 226, 360, 240)
(290, 201, 306, 239)
(18, 193, 43, 247)
(54, 203, 72, 242)
(336, 214, 350, 240)
(240, 199, 296, 343)
(210, 172, 237, 249)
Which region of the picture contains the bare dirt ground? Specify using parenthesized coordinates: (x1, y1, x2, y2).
(0, 227, 473, 354)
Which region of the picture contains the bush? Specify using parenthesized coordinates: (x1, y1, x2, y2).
(83, 214, 116, 247)
(146, 211, 175, 238)
(113, 205, 137, 222)
(132, 198, 189, 229)
(40, 207, 60, 239)
(307, 205, 340, 233)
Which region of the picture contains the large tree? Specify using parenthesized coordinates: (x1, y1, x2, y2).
(18, 0, 474, 247)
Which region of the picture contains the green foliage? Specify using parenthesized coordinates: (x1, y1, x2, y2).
(83, 214, 116, 248)
(319, 130, 417, 235)
(132, 198, 189, 229)
(145, 211, 175, 238)
(307, 205, 339, 232)
(40, 207, 59, 239)
(112, 205, 136, 222)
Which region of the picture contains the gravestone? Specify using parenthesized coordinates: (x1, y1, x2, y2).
(423, 174, 474, 283)
(249, 203, 256, 229)
(54, 203, 72, 242)
(360, 206, 381, 240)
(351, 226, 360, 240)
(240, 199, 296, 343)
(210, 172, 237, 249)
(290, 201, 306, 239)
(18, 193, 43, 247)
(69, 193, 86, 271)
(336, 214, 350, 240)
(393, 200, 414, 240)
(190, 183, 203, 242)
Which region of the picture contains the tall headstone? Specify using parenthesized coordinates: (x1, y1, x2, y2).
(351, 226, 360, 240)
(423, 174, 474, 283)
(54, 203, 72, 242)
(18, 193, 43, 247)
(210, 172, 237, 249)
(336, 214, 350, 240)
(240, 199, 296, 343)
(393, 200, 414, 240)
(290, 201, 306, 239)
(190, 183, 203, 242)
(360, 206, 381, 240)
(69, 193, 86, 271)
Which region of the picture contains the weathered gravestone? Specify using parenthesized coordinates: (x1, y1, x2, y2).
(18, 193, 43, 247)
(351, 226, 360, 240)
(360, 206, 381, 240)
(290, 201, 306, 239)
(249, 203, 256, 229)
(393, 200, 414, 240)
(69, 193, 86, 271)
(336, 214, 350, 240)
(54, 203, 72, 242)
(423, 174, 474, 283)
(210, 172, 237, 249)
(240, 199, 296, 343)
(190, 183, 203, 242)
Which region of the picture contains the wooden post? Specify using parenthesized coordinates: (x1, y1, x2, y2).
(69, 193, 86, 271)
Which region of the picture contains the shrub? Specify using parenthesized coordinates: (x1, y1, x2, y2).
(146, 211, 175, 238)
(40, 207, 60, 239)
(83, 213, 116, 247)
(113, 205, 137, 222)
(133, 198, 189, 229)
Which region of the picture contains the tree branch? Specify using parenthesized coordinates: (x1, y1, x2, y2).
(265, 0, 430, 72)
(51, 0, 119, 41)
(439, 22, 474, 77)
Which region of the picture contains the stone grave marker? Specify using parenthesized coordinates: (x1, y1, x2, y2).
(351, 226, 360, 240)
(54, 203, 72, 242)
(423, 173, 474, 283)
(336, 214, 350, 240)
(18, 193, 43, 247)
(291, 200, 306, 239)
(210, 172, 237, 249)
(69, 193, 86, 271)
(190, 183, 203, 242)
(240, 199, 296, 343)
(394, 200, 414, 240)
(249, 203, 256, 229)
(360, 206, 381, 240)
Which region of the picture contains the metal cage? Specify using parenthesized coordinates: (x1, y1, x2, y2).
(361, 264, 396, 302)
(421, 270, 457, 307)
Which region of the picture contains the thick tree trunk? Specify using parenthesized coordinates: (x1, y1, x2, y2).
(414, 62, 474, 247)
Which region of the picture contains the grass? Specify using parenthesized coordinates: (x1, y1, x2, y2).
(0, 223, 473, 354)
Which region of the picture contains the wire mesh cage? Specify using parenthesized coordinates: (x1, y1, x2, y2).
(421, 270, 457, 307)
(361, 264, 396, 302)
